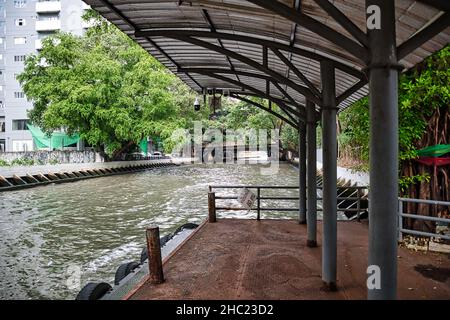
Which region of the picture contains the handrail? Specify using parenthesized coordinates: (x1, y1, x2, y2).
(398, 197, 450, 206)
(398, 198, 450, 241)
(209, 185, 369, 190)
(208, 184, 369, 221)
(208, 186, 450, 241)
(119, 154, 170, 161)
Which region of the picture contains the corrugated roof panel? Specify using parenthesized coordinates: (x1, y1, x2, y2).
(83, 0, 449, 115)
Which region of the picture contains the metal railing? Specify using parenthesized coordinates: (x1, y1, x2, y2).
(398, 198, 450, 241)
(208, 185, 368, 221)
(120, 154, 170, 161)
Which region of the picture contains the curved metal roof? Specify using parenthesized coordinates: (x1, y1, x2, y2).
(84, 0, 449, 119)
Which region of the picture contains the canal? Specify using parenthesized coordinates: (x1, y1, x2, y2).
(0, 162, 305, 300)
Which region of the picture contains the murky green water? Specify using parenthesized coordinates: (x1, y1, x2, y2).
(0, 163, 302, 300)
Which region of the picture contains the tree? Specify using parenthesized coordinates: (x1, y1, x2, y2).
(337, 45, 450, 210)
(208, 96, 298, 155)
(18, 11, 205, 158)
(18, 11, 299, 159)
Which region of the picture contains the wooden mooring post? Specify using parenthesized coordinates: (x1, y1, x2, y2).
(208, 192, 216, 223)
(146, 226, 164, 284)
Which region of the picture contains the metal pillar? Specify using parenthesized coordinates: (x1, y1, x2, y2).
(299, 120, 307, 224)
(366, 0, 399, 300)
(306, 100, 317, 247)
(321, 60, 337, 290)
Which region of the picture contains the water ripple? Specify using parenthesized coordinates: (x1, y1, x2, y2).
(0, 163, 299, 299)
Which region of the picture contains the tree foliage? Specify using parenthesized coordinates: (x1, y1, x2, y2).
(338, 45, 450, 191)
(18, 11, 208, 157)
(208, 96, 299, 152)
(18, 11, 300, 158)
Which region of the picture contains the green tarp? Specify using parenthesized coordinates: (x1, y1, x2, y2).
(417, 144, 450, 157)
(139, 138, 148, 154)
(27, 124, 80, 149)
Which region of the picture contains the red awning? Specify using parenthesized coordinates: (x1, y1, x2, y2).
(415, 157, 450, 167)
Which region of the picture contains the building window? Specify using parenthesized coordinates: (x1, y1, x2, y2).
(0, 54, 3, 61)
(14, 92, 25, 99)
(0, 139, 5, 152)
(39, 15, 60, 21)
(15, 19, 26, 27)
(14, 37, 27, 45)
(12, 119, 29, 131)
(14, 55, 26, 62)
(14, 1, 27, 9)
(13, 140, 33, 152)
(0, 117, 5, 133)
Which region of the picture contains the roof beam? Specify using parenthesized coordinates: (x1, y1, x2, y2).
(417, 0, 450, 11)
(312, 0, 368, 47)
(96, 0, 203, 91)
(144, 37, 203, 90)
(134, 30, 366, 80)
(201, 9, 241, 83)
(244, 0, 369, 63)
(285, 0, 301, 92)
(230, 91, 304, 122)
(397, 11, 450, 60)
(178, 67, 282, 83)
(231, 94, 299, 129)
(97, 0, 136, 29)
(272, 48, 322, 99)
(157, 34, 321, 105)
(184, 69, 306, 121)
(263, 46, 270, 98)
(336, 79, 367, 105)
(272, 81, 298, 106)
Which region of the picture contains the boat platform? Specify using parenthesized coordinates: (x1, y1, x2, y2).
(126, 219, 450, 300)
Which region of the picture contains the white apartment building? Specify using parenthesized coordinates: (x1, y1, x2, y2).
(0, 0, 90, 152)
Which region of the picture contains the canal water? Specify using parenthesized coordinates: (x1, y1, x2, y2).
(0, 162, 307, 300)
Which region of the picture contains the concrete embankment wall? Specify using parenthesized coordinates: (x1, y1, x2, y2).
(316, 148, 369, 186)
(0, 150, 98, 165)
(289, 148, 369, 186)
(0, 158, 172, 179)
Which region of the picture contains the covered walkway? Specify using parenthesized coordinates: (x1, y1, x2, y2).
(84, 0, 450, 299)
(127, 219, 450, 300)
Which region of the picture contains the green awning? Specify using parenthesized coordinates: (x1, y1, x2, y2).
(416, 144, 450, 157)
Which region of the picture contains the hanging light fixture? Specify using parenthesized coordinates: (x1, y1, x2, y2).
(194, 97, 201, 111)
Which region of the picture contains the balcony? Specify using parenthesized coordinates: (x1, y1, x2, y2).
(35, 20, 61, 32)
(36, 1, 61, 13)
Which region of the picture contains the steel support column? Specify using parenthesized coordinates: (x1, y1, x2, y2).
(299, 120, 307, 224)
(366, 0, 399, 300)
(306, 100, 317, 247)
(321, 60, 337, 290)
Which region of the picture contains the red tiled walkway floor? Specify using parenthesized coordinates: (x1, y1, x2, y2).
(129, 219, 450, 300)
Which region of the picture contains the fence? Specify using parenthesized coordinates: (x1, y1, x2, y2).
(398, 198, 450, 241)
(208, 185, 369, 221)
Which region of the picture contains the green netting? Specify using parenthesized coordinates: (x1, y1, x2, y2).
(416, 144, 450, 157)
(139, 138, 148, 154)
(27, 124, 80, 149)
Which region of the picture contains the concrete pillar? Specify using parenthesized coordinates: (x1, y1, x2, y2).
(299, 120, 307, 224)
(306, 100, 317, 247)
(366, 0, 399, 300)
(320, 60, 337, 290)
